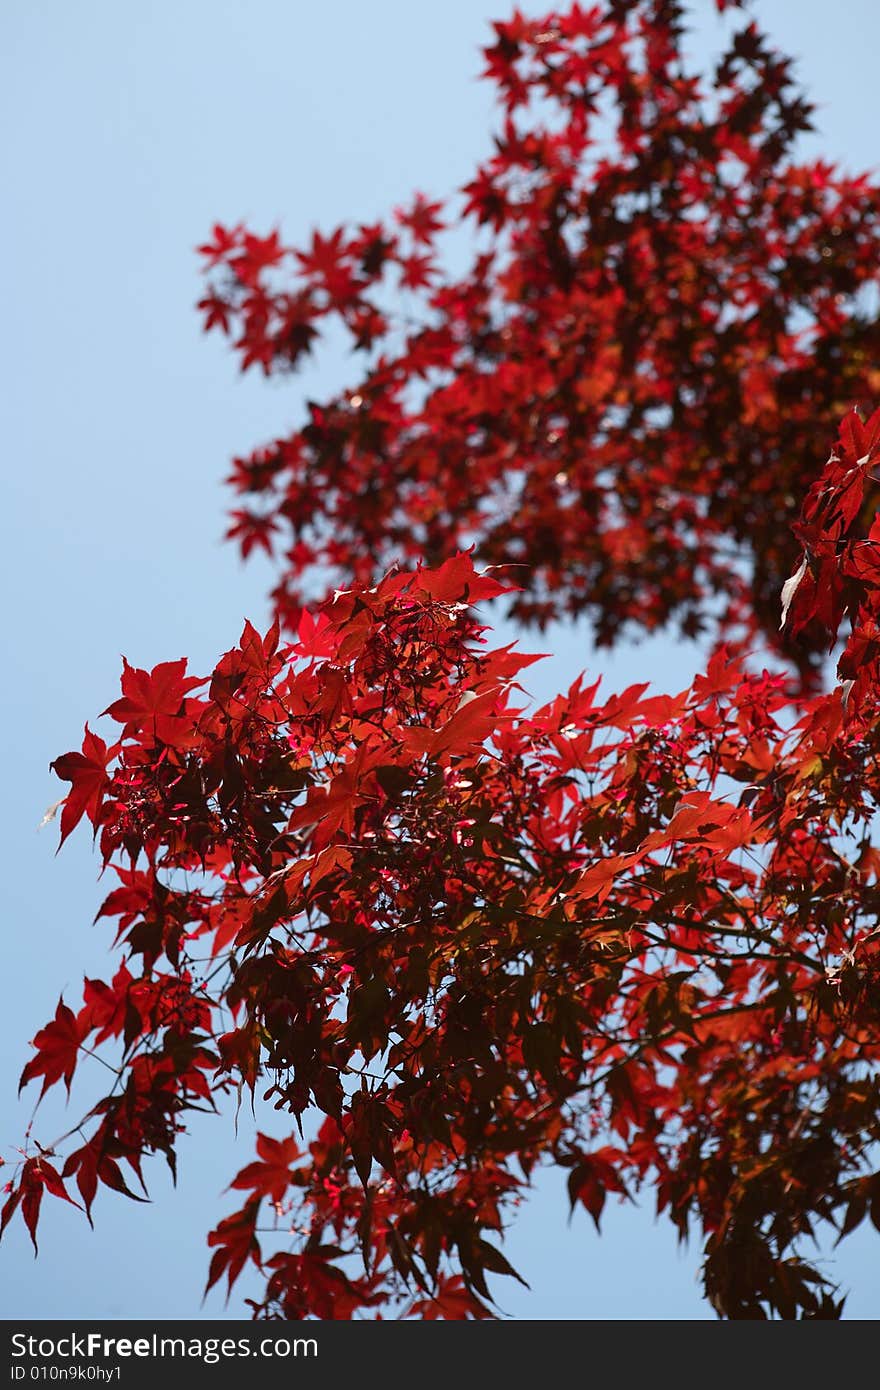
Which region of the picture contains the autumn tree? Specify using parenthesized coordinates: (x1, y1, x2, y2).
(6, 0, 880, 1320)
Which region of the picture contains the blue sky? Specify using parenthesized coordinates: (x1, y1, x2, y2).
(2, 0, 879, 1320)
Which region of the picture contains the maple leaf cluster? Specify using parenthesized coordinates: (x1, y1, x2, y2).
(198, 0, 880, 681)
(7, 0, 880, 1322)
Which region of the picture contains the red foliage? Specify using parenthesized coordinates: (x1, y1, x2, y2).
(7, 0, 880, 1323)
(198, 1, 880, 683)
(7, 520, 880, 1318)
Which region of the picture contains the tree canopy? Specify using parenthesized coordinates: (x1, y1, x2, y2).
(6, 0, 880, 1320)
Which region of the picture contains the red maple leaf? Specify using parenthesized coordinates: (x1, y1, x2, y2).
(230, 1133, 300, 1204)
(102, 657, 204, 743)
(19, 999, 84, 1099)
(49, 725, 115, 847)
